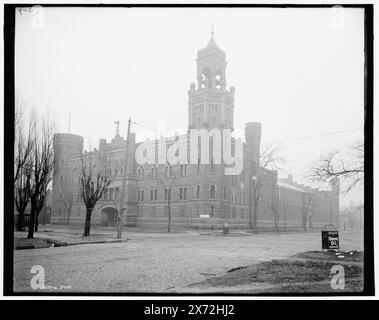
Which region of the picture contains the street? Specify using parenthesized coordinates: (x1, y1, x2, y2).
(14, 229, 363, 293)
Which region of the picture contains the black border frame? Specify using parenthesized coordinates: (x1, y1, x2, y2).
(3, 3, 374, 297)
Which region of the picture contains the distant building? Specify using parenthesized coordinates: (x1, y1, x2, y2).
(51, 33, 339, 231)
(339, 203, 363, 230)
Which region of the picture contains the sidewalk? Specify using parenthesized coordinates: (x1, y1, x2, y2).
(14, 224, 128, 248)
(13, 223, 254, 249)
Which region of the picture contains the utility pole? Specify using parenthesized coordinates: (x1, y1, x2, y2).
(248, 162, 253, 229)
(117, 118, 132, 239)
(167, 186, 171, 233)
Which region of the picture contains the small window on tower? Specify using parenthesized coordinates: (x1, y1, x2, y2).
(215, 70, 223, 90)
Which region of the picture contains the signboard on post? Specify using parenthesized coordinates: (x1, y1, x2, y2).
(321, 224, 339, 250)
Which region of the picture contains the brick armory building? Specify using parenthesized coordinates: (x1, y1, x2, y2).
(51, 34, 340, 231)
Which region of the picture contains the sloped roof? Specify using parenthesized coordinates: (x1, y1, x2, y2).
(277, 180, 305, 192)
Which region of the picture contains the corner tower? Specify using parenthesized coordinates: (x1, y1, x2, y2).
(188, 31, 235, 130)
(51, 133, 83, 220)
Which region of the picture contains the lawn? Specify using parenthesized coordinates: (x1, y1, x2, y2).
(188, 250, 363, 293)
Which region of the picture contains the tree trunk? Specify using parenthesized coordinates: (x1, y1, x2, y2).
(83, 207, 92, 237)
(168, 200, 171, 233)
(16, 210, 25, 231)
(116, 208, 123, 239)
(274, 212, 279, 233)
(253, 203, 258, 234)
(27, 198, 36, 239)
(34, 211, 39, 232)
(66, 209, 71, 225)
(303, 211, 307, 232)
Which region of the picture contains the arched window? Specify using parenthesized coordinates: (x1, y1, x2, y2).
(210, 185, 216, 199)
(151, 165, 157, 179)
(223, 186, 228, 200)
(200, 67, 212, 89)
(138, 166, 144, 180)
(215, 69, 224, 90)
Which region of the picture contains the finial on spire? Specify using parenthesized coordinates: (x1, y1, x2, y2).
(211, 22, 214, 37)
(114, 121, 120, 137)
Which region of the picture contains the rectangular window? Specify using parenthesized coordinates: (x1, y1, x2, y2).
(137, 190, 144, 202)
(115, 187, 119, 200)
(180, 164, 189, 176)
(150, 189, 157, 201)
(166, 165, 172, 178)
(164, 188, 171, 201)
(179, 187, 188, 200)
(152, 165, 157, 179)
(138, 167, 144, 180)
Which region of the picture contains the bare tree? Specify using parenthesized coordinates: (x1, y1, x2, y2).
(25, 111, 55, 238)
(309, 141, 363, 193)
(250, 144, 284, 233)
(58, 182, 74, 225)
(14, 95, 33, 184)
(302, 192, 313, 232)
(280, 198, 290, 232)
(80, 153, 111, 237)
(14, 167, 30, 231)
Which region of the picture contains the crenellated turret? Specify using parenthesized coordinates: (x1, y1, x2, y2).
(245, 122, 262, 165)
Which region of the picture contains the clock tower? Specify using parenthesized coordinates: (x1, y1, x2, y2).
(188, 31, 235, 131)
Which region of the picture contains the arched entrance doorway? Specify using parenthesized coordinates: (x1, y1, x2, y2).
(100, 206, 118, 226)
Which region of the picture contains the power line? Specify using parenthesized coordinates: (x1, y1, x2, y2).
(262, 128, 363, 145)
(132, 119, 362, 144)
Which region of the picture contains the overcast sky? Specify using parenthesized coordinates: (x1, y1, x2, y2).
(15, 6, 364, 207)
